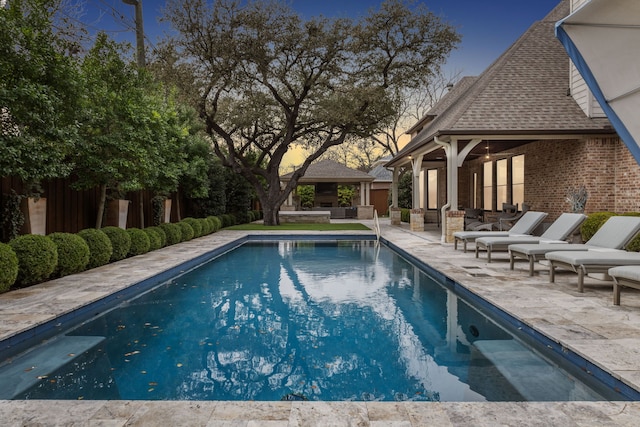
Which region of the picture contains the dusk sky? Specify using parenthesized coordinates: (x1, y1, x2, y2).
(79, 0, 563, 77)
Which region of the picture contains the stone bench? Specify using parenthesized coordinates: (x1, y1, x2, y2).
(279, 211, 330, 224)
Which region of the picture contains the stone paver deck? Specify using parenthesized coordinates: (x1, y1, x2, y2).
(2, 220, 640, 426)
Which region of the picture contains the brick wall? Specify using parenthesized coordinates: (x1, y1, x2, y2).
(458, 137, 640, 221)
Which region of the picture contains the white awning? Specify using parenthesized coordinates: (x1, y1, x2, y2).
(556, 0, 640, 163)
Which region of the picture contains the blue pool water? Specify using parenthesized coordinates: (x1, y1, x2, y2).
(0, 240, 624, 401)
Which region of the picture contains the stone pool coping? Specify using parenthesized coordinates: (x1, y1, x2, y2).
(2, 220, 640, 425)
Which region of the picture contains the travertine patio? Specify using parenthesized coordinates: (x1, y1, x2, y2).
(2, 219, 640, 426)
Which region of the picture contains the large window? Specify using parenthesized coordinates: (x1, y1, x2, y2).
(483, 162, 492, 211)
(482, 155, 525, 211)
(427, 169, 438, 209)
(512, 155, 525, 207)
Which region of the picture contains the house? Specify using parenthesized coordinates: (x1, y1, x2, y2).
(386, 0, 640, 242)
(280, 159, 375, 219)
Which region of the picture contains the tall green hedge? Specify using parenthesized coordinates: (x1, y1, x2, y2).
(48, 232, 90, 277)
(0, 243, 18, 292)
(9, 235, 58, 287)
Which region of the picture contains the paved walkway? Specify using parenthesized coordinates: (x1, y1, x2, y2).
(2, 220, 640, 426)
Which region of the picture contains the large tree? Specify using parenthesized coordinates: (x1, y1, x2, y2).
(162, 0, 460, 225)
(0, 0, 82, 194)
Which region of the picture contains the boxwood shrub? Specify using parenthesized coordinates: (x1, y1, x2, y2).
(400, 208, 411, 223)
(178, 221, 194, 242)
(159, 223, 182, 246)
(127, 228, 151, 257)
(9, 235, 58, 287)
(0, 243, 18, 292)
(198, 218, 212, 235)
(143, 227, 163, 251)
(580, 212, 616, 243)
(102, 226, 132, 262)
(182, 218, 202, 238)
(622, 212, 640, 251)
(146, 226, 167, 248)
(207, 216, 222, 232)
(48, 232, 90, 277)
(78, 228, 113, 269)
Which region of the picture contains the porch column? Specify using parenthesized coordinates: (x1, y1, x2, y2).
(411, 154, 424, 209)
(360, 181, 366, 205)
(391, 167, 399, 208)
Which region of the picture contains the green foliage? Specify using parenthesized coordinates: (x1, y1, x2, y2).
(401, 208, 411, 223)
(48, 232, 90, 277)
(189, 158, 227, 217)
(143, 228, 163, 251)
(101, 226, 131, 262)
(338, 185, 355, 207)
(581, 212, 616, 243)
(127, 228, 151, 257)
(220, 214, 236, 228)
(159, 223, 182, 246)
(397, 172, 413, 209)
(9, 235, 57, 287)
(208, 216, 222, 232)
(178, 221, 194, 242)
(198, 218, 212, 235)
(147, 226, 167, 248)
(224, 168, 253, 224)
(78, 228, 113, 269)
(0, 243, 18, 292)
(622, 212, 640, 252)
(182, 218, 202, 238)
(0, 0, 82, 192)
(1, 191, 25, 241)
(297, 185, 314, 208)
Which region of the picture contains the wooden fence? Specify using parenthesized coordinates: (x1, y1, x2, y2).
(1, 176, 185, 242)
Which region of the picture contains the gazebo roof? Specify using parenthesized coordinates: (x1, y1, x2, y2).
(281, 159, 375, 183)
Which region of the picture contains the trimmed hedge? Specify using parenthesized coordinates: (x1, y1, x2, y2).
(182, 218, 202, 238)
(144, 228, 163, 251)
(9, 235, 58, 287)
(146, 226, 167, 248)
(220, 214, 236, 228)
(159, 223, 182, 246)
(0, 243, 18, 292)
(127, 228, 151, 257)
(208, 216, 222, 232)
(178, 221, 194, 242)
(198, 218, 212, 235)
(102, 226, 132, 262)
(580, 212, 616, 242)
(400, 208, 411, 223)
(48, 232, 90, 277)
(78, 228, 113, 269)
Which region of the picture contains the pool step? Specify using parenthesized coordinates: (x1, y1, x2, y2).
(0, 335, 105, 399)
(472, 339, 602, 401)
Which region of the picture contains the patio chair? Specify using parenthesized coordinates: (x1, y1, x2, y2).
(546, 250, 640, 293)
(453, 211, 548, 253)
(509, 216, 640, 276)
(609, 266, 640, 305)
(496, 203, 529, 231)
(475, 212, 586, 262)
(464, 208, 484, 230)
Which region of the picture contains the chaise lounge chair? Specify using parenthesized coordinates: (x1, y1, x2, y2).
(508, 216, 640, 276)
(546, 250, 640, 293)
(453, 211, 548, 253)
(608, 265, 640, 305)
(475, 212, 586, 262)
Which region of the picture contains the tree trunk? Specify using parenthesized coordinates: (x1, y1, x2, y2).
(139, 190, 145, 228)
(262, 203, 280, 226)
(96, 184, 107, 229)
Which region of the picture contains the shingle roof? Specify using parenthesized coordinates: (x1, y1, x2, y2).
(281, 159, 374, 183)
(390, 0, 615, 164)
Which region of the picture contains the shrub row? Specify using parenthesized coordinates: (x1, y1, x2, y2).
(580, 212, 640, 251)
(0, 211, 255, 293)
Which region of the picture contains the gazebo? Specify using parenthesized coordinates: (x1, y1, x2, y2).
(280, 159, 375, 219)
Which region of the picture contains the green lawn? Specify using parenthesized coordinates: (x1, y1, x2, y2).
(226, 223, 371, 231)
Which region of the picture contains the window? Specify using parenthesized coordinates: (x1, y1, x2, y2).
(483, 162, 492, 211)
(481, 155, 525, 211)
(427, 169, 438, 209)
(512, 155, 525, 207)
(496, 159, 508, 209)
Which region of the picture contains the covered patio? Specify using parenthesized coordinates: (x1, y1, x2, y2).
(280, 159, 376, 219)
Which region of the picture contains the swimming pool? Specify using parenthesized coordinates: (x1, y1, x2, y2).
(0, 238, 627, 401)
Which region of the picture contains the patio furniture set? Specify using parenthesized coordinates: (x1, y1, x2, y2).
(453, 212, 640, 306)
